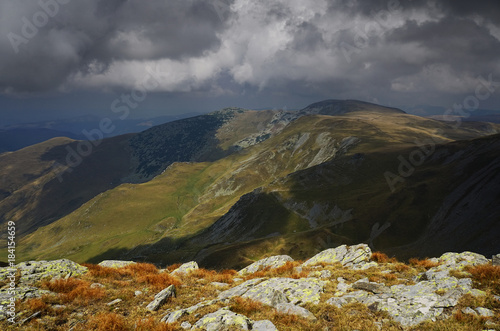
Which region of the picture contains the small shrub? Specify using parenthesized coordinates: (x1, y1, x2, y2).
(371, 252, 397, 263)
(137, 273, 182, 291)
(122, 263, 158, 276)
(25, 298, 50, 313)
(86, 313, 126, 331)
(82, 264, 127, 279)
(409, 258, 439, 270)
(466, 264, 500, 292)
(135, 317, 180, 331)
(392, 263, 410, 273)
(230, 297, 264, 315)
(42, 278, 86, 293)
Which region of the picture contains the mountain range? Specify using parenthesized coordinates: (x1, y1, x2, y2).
(1, 100, 499, 269)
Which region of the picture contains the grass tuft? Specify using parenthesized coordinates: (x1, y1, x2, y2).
(371, 252, 397, 263)
(409, 258, 440, 270)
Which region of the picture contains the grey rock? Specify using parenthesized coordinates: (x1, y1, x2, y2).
(90, 283, 105, 289)
(275, 303, 317, 320)
(303, 244, 371, 267)
(162, 309, 188, 324)
(493, 254, 500, 266)
(146, 285, 176, 311)
(134, 290, 143, 296)
(180, 321, 192, 329)
(0, 259, 87, 284)
(336, 282, 351, 293)
(218, 278, 265, 300)
(352, 281, 390, 294)
(238, 255, 294, 275)
(98, 260, 136, 268)
(107, 299, 122, 306)
(462, 307, 477, 315)
(308, 270, 332, 279)
(252, 320, 278, 331)
(218, 277, 325, 306)
(19, 311, 41, 326)
(475, 307, 494, 317)
(242, 288, 289, 307)
(171, 261, 199, 275)
(52, 305, 66, 310)
(210, 282, 230, 289)
(193, 308, 252, 331)
(327, 274, 476, 327)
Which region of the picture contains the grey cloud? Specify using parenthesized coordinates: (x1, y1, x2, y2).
(0, 0, 232, 93)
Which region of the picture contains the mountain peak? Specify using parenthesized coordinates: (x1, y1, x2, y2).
(299, 99, 406, 116)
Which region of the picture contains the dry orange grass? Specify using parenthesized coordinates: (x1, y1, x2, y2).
(85, 313, 127, 331)
(42, 278, 106, 304)
(25, 298, 51, 314)
(135, 317, 180, 331)
(371, 252, 397, 263)
(230, 297, 265, 315)
(409, 258, 440, 270)
(82, 264, 128, 279)
(466, 264, 500, 292)
(136, 273, 182, 291)
(244, 261, 307, 279)
(165, 263, 182, 272)
(190, 268, 235, 283)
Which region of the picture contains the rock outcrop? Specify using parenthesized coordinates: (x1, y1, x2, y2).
(1, 245, 499, 329)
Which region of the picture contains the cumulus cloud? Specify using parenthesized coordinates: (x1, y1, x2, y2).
(0, 0, 499, 107)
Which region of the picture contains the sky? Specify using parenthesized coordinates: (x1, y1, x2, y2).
(1, 0, 500, 125)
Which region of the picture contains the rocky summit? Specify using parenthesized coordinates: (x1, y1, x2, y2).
(0, 244, 499, 330)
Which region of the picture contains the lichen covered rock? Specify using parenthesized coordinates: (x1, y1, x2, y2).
(238, 255, 294, 275)
(303, 244, 371, 267)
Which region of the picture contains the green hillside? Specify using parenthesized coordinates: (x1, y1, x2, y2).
(9, 102, 500, 267)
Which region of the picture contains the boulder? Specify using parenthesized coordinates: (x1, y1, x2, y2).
(475, 307, 494, 317)
(238, 255, 294, 275)
(242, 288, 289, 307)
(219, 277, 325, 306)
(492, 254, 500, 266)
(146, 285, 176, 311)
(0, 259, 87, 284)
(252, 320, 278, 330)
(303, 244, 371, 267)
(326, 273, 475, 326)
(192, 308, 252, 331)
(171, 261, 199, 275)
(98, 260, 136, 268)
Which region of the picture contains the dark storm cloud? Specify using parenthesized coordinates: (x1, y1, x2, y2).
(0, 0, 499, 112)
(0, 0, 231, 93)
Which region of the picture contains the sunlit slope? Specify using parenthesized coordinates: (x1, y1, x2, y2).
(14, 108, 499, 264)
(192, 133, 500, 269)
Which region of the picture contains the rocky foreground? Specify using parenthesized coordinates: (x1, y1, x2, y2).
(1, 244, 499, 330)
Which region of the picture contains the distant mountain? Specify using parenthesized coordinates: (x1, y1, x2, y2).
(1, 113, 201, 152)
(0, 128, 82, 153)
(1, 100, 499, 268)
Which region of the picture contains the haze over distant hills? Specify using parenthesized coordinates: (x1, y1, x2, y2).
(0, 113, 200, 153)
(0, 100, 499, 269)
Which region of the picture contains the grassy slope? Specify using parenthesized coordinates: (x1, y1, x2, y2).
(12, 109, 499, 265)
